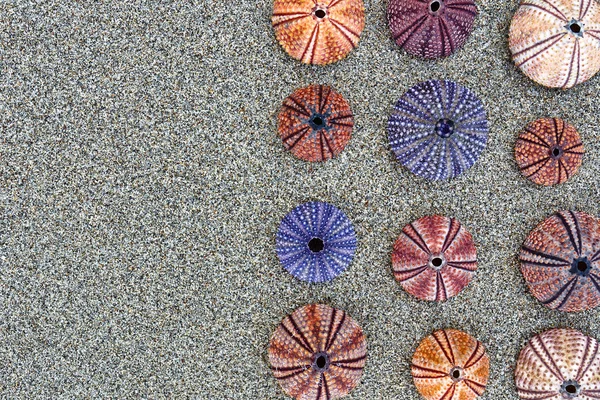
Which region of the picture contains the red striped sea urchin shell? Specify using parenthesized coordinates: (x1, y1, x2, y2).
(268, 304, 367, 400)
(278, 85, 353, 162)
(387, 0, 478, 59)
(509, 0, 600, 88)
(515, 328, 600, 399)
(515, 118, 584, 186)
(520, 211, 600, 312)
(412, 329, 490, 400)
(272, 0, 365, 65)
(392, 215, 478, 301)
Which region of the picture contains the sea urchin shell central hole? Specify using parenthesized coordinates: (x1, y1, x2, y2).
(435, 118, 455, 138)
(561, 380, 581, 397)
(570, 23, 581, 33)
(308, 237, 324, 253)
(313, 352, 330, 372)
(432, 257, 443, 267)
(450, 367, 463, 382)
(430, 1, 441, 12)
(315, 9, 326, 18)
(452, 370, 461, 379)
(553, 148, 560, 157)
(578, 261, 588, 272)
(571, 257, 591, 276)
(566, 385, 577, 393)
(312, 116, 324, 126)
(316, 355, 326, 368)
(550, 146, 563, 159)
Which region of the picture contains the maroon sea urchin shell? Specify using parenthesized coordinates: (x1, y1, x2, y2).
(268, 304, 367, 400)
(392, 215, 478, 301)
(515, 328, 600, 399)
(520, 211, 600, 312)
(387, 0, 478, 59)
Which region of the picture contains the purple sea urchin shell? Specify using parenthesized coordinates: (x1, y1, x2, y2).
(387, 0, 477, 58)
(276, 202, 357, 283)
(388, 80, 488, 181)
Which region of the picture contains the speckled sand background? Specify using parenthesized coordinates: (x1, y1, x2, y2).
(1, 1, 600, 399)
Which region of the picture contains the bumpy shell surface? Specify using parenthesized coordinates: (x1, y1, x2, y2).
(520, 210, 600, 312)
(272, 0, 365, 65)
(388, 0, 477, 58)
(515, 328, 600, 399)
(269, 304, 367, 400)
(412, 329, 490, 400)
(388, 80, 488, 181)
(515, 118, 584, 186)
(278, 85, 353, 162)
(392, 215, 477, 301)
(509, 0, 600, 88)
(276, 201, 357, 283)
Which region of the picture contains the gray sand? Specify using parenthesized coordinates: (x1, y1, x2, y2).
(2, 0, 600, 398)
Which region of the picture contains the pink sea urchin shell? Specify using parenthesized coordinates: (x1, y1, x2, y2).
(392, 215, 477, 301)
(515, 328, 600, 399)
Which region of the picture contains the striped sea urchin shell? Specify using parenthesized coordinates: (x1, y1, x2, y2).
(515, 118, 584, 186)
(272, 0, 365, 65)
(509, 0, 600, 88)
(388, 80, 488, 181)
(268, 304, 367, 400)
(387, 0, 477, 58)
(412, 329, 490, 400)
(515, 328, 600, 399)
(276, 201, 357, 283)
(278, 85, 353, 162)
(392, 215, 477, 301)
(520, 211, 600, 312)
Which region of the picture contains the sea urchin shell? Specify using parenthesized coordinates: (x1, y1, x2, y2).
(268, 304, 367, 400)
(520, 210, 600, 312)
(515, 328, 600, 399)
(278, 85, 354, 162)
(276, 201, 357, 283)
(392, 215, 477, 301)
(387, 0, 477, 59)
(388, 80, 488, 180)
(272, 0, 365, 65)
(412, 329, 489, 400)
(515, 118, 584, 186)
(509, 0, 600, 88)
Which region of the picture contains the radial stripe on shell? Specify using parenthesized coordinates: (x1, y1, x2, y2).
(515, 328, 600, 399)
(392, 215, 477, 301)
(520, 210, 600, 312)
(388, 80, 488, 181)
(278, 85, 353, 162)
(509, 0, 600, 88)
(272, 0, 365, 65)
(515, 118, 584, 186)
(268, 304, 367, 400)
(412, 329, 490, 400)
(276, 201, 357, 283)
(387, 0, 477, 59)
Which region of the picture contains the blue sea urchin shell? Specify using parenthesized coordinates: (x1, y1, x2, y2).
(276, 202, 357, 283)
(388, 80, 489, 180)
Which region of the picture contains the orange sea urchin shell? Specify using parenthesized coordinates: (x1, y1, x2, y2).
(412, 329, 490, 400)
(515, 328, 600, 399)
(520, 210, 600, 312)
(268, 304, 367, 400)
(508, 0, 600, 88)
(278, 85, 353, 162)
(272, 0, 365, 65)
(515, 118, 584, 186)
(392, 215, 478, 302)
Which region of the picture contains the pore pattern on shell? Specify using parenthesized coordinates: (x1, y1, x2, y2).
(268, 304, 367, 400)
(278, 85, 354, 162)
(272, 0, 365, 65)
(412, 329, 490, 400)
(509, 0, 600, 88)
(515, 328, 600, 399)
(388, 80, 488, 181)
(388, 0, 478, 58)
(276, 201, 357, 283)
(392, 215, 477, 301)
(520, 210, 600, 312)
(515, 118, 584, 186)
